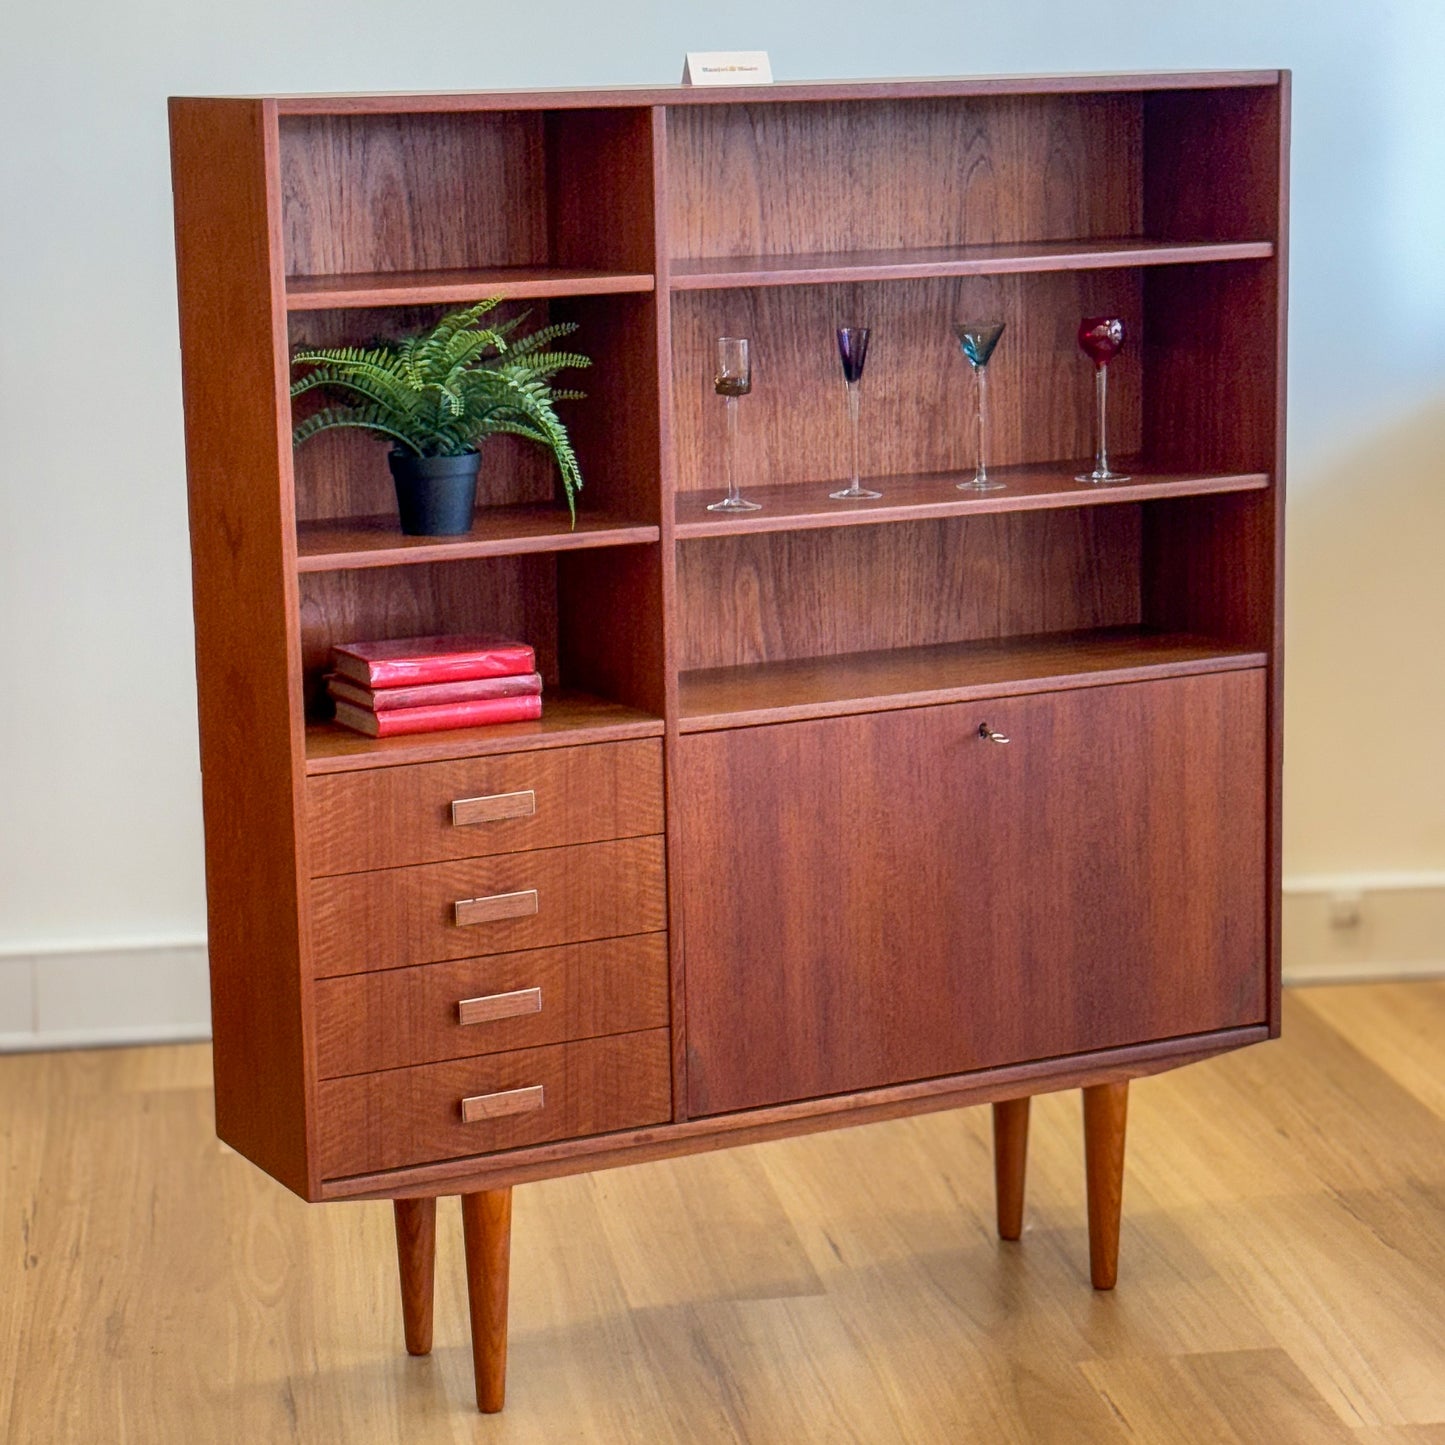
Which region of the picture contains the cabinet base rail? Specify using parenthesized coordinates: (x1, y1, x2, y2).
(392, 1086, 1127, 1413)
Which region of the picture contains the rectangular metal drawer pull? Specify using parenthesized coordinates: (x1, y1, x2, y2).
(457, 987, 543, 1027)
(460, 1084, 545, 1124)
(451, 789, 536, 827)
(453, 889, 539, 927)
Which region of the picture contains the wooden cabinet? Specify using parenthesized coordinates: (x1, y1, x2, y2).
(169, 71, 1287, 1413)
(679, 670, 1267, 1115)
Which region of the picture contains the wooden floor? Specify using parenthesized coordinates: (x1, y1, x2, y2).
(3, 984, 1443, 1443)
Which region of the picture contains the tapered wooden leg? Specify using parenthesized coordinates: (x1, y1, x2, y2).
(1082, 1081, 1129, 1290)
(461, 1188, 513, 1413)
(991, 1097, 1031, 1241)
(392, 1197, 437, 1356)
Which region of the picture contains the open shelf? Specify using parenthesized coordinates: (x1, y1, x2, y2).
(306, 690, 663, 773)
(286, 266, 655, 310)
(296, 507, 660, 571)
(674, 465, 1268, 538)
(677, 628, 1266, 731)
(669, 238, 1273, 291)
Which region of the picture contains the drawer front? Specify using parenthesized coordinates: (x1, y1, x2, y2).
(316, 1028, 672, 1178)
(310, 835, 666, 977)
(314, 933, 670, 1077)
(307, 739, 664, 875)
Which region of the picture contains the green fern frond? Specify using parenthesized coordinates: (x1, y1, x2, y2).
(291, 405, 424, 455)
(290, 297, 589, 523)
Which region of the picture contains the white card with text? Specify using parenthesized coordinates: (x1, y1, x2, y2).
(682, 51, 774, 86)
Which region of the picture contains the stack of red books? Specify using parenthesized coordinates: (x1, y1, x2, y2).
(327, 634, 543, 737)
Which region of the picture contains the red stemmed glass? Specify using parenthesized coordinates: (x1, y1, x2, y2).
(1075, 316, 1130, 484)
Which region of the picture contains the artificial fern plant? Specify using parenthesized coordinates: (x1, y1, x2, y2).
(289, 298, 590, 520)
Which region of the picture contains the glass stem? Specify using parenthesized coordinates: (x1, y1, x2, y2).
(724, 394, 739, 505)
(1095, 363, 1109, 477)
(976, 364, 990, 485)
(846, 380, 861, 491)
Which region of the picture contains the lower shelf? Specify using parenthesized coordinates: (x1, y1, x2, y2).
(305, 691, 663, 773)
(677, 627, 1267, 731)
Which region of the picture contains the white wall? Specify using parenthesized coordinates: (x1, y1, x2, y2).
(2, 1, 1442, 1041)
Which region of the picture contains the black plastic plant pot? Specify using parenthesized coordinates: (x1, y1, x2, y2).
(388, 451, 481, 536)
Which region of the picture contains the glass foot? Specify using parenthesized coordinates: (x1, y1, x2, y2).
(706, 495, 763, 512)
(957, 476, 1005, 492)
(829, 484, 882, 500)
(1075, 469, 1131, 484)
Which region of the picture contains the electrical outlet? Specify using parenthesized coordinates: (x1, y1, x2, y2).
(1328, 890, 1364, 929)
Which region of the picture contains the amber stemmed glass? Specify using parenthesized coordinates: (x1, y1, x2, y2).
(954, 321, 1006, 491)
(829, 326, 880, 501)
(1075, 316, 1131, 483)
(707, 336, 761, 512)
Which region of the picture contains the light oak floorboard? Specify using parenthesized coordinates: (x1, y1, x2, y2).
(1, 984, 1442, 1441)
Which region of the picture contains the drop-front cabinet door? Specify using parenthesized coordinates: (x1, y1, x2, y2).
(678, 670, 1267, 1117)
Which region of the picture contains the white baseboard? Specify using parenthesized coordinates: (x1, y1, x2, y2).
(0, 940, 211, 1052)
(1282, 874, 1445, 985)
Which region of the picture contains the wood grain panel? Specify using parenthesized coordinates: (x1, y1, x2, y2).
(557, 544, 668, 717)
(297, 554, 559, 718)
(316, 1028, 672, 1177)
(309, 835, 666, 977)
(168, 99, 312, 1197)
(1144, 86, 1282, 242)
(678, 671, 1267, 1116)
(279, 111, 547, 276)
(314, 934, 669, 1076)
(669, 273, 1142, 495)
(306, 737, 663, 874)
(674, 508, 1142, 671)
(547, 108, 658, 273)
(665, 94, 1142, 259)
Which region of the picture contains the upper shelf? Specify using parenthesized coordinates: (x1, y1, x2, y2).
(668, 238, 1275, 291)
(296, 506, 659, 571)
(286, 266, 656, 311)
(674, 465, 1269, 539)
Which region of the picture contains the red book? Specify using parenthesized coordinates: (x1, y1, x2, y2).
(332, 694, 543, 738)
(326, 672, 543, 712)
(330, 634, 536, 688)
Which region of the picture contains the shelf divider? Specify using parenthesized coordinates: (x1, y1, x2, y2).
(677, 629, 1267, 732)
(674, 466, 1268, 539)
(669, 238, 1274, 291)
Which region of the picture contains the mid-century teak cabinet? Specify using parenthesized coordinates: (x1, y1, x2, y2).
(169, 70, 1288, 1412)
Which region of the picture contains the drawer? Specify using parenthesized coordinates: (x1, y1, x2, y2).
(314, 933, 670, 1077)
(316, 1028, 672, 1178)
(310, 835, 666, 977)
(306, 738, 663, 875)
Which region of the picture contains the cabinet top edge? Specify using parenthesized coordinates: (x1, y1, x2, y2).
(168, 70, 1287, 116)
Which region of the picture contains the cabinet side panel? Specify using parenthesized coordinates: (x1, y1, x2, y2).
(170, 99, 312, 1196)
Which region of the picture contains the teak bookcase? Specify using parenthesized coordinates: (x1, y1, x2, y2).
(169, 71, 1288, 1413)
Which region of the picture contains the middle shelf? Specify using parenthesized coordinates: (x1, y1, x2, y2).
(678, 628, 1267, 731)
(674, 464, 1267, 538)
(296, 506, 659, 571)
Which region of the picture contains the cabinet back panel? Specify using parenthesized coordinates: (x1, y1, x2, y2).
(666, 95, 1142, 260)
(670, 273, 1142, 494)
(675, 508, 1141, 670)
(280, 113, 548, 276)
(298, 556, 560, 715)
